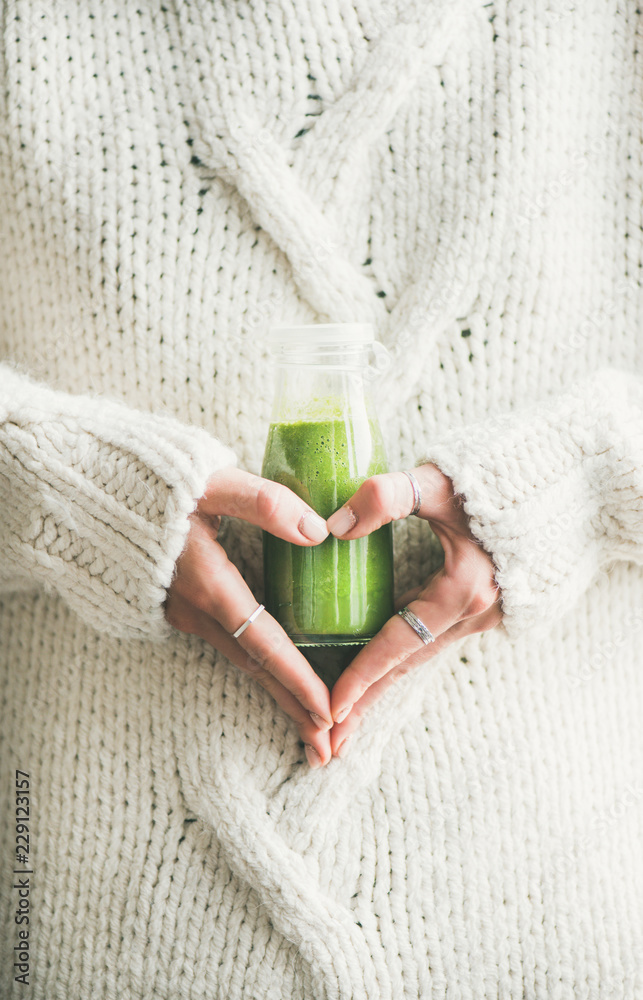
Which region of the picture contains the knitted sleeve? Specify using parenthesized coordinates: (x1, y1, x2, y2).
(421, 367, 643, 638)
(0, 364, 237, 641)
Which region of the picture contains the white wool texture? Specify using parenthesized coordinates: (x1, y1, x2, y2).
(1, 1, 642, 998)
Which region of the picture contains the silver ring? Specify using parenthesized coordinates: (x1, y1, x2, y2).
(397, 605, 435, 645)
(403, 470, 422, 516)
(232, 604, 265, 639)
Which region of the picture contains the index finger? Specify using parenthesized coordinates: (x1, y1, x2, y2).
(326, 465, 454, 540)
(172, 517, 334, 729)
(200, 467, 330, 545)
(186, 526, 334, 729)
(330, 571, 463, 723)
(229, 597, 334, 731)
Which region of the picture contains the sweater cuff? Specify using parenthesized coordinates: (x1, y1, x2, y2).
(420, 371, 643, 638)
(0, 366, 237, 640)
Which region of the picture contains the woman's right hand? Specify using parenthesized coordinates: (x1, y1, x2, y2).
(164, 466, 334, 768)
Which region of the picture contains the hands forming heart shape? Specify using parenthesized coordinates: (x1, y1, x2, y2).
(164, 465, 502, 768)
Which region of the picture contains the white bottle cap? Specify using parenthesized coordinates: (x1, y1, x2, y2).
(267, 322, 374, 348)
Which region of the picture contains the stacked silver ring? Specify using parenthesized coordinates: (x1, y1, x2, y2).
(397, 605, 435, 645)
(403, 470, 422, 516)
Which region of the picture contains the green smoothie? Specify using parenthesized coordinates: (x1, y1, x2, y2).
(262, 416, 394, 645)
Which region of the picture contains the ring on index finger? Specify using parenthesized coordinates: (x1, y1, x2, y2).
(397, 605, 435, 645)
(403, 470, 422, 516)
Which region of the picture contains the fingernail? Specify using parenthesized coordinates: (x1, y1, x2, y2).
(309, 711, 331, 731)
(305, 744, 323, 769)
(336, 738, 351, 759)
(334, 705, 352, 724)
(327, 505, 357, 537)
(299, 510, 329, 543)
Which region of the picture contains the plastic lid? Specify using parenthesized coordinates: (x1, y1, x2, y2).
(267, 322, 374, 347)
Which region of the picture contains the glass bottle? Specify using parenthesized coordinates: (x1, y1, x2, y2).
(261, 323, 394, 655)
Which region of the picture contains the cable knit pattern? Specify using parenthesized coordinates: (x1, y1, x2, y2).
(1, 1, 643, 999)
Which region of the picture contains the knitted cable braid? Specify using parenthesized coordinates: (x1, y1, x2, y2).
(1, 1, 643, 998)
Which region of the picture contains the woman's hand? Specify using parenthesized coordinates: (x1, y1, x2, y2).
(164, 466, 335, 768)
(325, 464, 503, 758)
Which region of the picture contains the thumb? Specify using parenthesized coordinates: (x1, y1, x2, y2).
(326, 471, 418, 539)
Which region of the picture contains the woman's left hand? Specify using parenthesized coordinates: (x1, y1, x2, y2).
(325, 464, 503, 758)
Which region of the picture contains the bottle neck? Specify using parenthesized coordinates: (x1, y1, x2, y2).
(270, 358, 375, 425)
(269, 342, 371, 370)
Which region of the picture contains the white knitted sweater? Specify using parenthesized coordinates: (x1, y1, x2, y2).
(1, 1, 643, 997)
